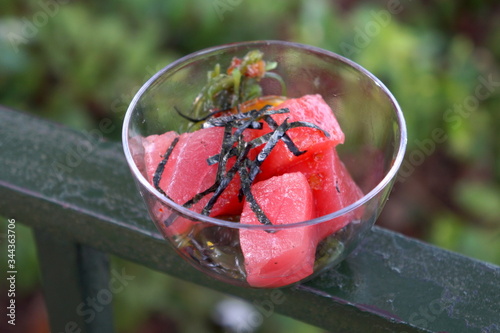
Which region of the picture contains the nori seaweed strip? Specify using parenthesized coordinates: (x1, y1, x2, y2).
(206, 131, 274, 165)
(200, 176, 234, 216)
(205, 107, 277, 165)
(260, 106, 289, 116)
(241, 120, 263, 130)
(232, 118, 258, 142)
(184, 121, 252, 214)
(203, 105, 287, 128)
(246, 131, 275, 148)
(263, 115, 306, 157)
(288, 120, 331, 137)
(153, 137, 180, 197)
(235, 121, 289, 202)
(206, 153, 226, 166)
(201, 142, 251, 216)
(238, 166, 273, 226)
(182, 124, 232, 209)
(203, 110, 254, 128)
(177, 99, 333, 225)
(182, 183, 218, 209)
(214, 123, 235, 183)
(207, 118, 263, 131)
(209, 113, 256, 167)
(247, 119, 290, 184)
(206, 118, 328, 167)
(200, 111, 290, 217)
(183, 128, 242, 210)
(246, 105, 289, 121)
(204, 105, 285, 164)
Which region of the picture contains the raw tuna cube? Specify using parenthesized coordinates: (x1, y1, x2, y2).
(158, 127, 243, 216)
(271, 94, 345, 144)
(239, 172, 316, 288)
(286, 145, 364, 241)
(249, 94, 345, 180)
(143, 128, 243, 235)
(143, 131, 179, 184)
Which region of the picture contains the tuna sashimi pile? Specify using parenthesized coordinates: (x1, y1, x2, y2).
(143, 94, 363, 287)
(141, 50, 363, 287)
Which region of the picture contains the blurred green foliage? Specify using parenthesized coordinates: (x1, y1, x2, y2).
(1, 0, 499, 332)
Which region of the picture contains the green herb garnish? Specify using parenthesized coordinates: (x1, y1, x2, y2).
(189, 50, 286, 122)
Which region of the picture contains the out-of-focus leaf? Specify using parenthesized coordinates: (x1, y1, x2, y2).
(455, 181, 500, 223)
(429, 214, 500, 265)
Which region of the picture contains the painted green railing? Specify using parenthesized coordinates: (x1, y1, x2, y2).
(1, 106, 499, 333)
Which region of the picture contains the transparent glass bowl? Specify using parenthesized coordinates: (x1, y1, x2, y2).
(122, 40, 407, 288)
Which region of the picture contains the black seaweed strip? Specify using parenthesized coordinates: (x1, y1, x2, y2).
(261, 106, 289, 116)
(238, 166, 272, 226)
(209, 123, 241, 206)
(263, 115, 306, 157)
(247, 119, 290, 183)
(249, 121, 263, 129)
(175, 106, 228, 123)
(234, 118, 296, 201)
(208, 115, 256, 166)
(185, 118, 254, 213)
(246, 105, 289, 120)
(204, 110, 256, 127)
(203, 105, 286, 128)
(182, 183, 218, 209)
(247, 131, 275, 148)
(233, 118, 259, 140)
(204, 107, 270, 210)
(153, 137, 180, 197)
(288, 121, 331, 137)
(206, 108, 275, 165)
(214, 123, 235, 182)
(183, 125, 233, 208)
(180, 103, 332, 225)
(206, 137, 258, 166)
(201, 142, 251, 215)
(207, 153, 225, 166)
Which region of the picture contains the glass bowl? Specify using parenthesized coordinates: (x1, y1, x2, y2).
(122, 40, 406, 288)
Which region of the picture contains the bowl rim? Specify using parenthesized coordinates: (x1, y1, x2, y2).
(122, 40, 407, 230)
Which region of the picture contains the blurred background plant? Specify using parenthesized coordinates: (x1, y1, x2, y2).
(1, 0, 499, 332)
